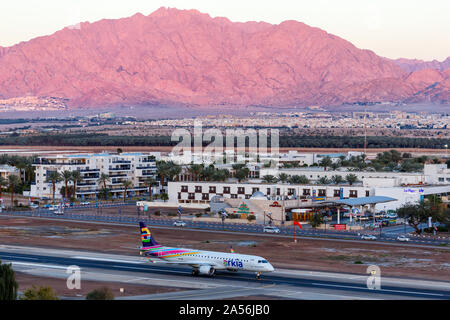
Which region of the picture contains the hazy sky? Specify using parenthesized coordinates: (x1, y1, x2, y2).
(1, 0, 449, 61)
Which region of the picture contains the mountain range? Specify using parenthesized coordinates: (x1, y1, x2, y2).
(0, 7, 448, 109)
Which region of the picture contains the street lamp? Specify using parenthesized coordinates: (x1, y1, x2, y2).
(445, 144, 448, 159)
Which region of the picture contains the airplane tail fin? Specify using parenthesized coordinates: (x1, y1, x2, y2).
(139, 222, 160, 248)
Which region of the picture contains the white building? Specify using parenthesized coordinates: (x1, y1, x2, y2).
(0, 164, 21, 181)
(30, 152, 160, 200)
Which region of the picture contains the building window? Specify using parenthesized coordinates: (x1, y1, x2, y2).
(188, 193, 195, 200)
(318, 189, 326, 197)
(349, 190, 358, 198)
(237, 187, 245, 194)
(276, 188, 280, 195)
(195, 186, 202, 193)
(209, 186, 216, 193)
(181, 185, 188, 192)
(266, 188, 271, 195)
(365, 190, 370, 197)
(178, 192, 181, 200)
(288, 188, 295, 195)
(252, 188, 259, 194)
(303, 189, 311, 196)
(202, 193, 209, 200)
(223, 187, 230, 194)
(231, 194, 237, 199)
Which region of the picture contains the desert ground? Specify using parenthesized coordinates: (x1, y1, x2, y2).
(1, 216, 449, 284)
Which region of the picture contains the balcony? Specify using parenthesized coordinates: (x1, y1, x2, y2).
(112, 160, 131, 164)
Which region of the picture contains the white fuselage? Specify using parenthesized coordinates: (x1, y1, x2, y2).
(148, 247, 274, 273)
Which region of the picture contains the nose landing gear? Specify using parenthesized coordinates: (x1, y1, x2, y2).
(256, 272, 261, 280)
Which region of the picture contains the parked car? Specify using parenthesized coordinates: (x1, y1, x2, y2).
(361, 234, 377, 240)
(173, 220, 186, 227)
(48, 205, 59, 211)
(263, 226, 280, 234)
(397, 235, 410, 242)
(80, 201, 90, 205)
(29, 203, 39, 209)
(54, 209, 64, 216)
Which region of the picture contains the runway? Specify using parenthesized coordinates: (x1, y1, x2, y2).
(1, 245, 449, 300)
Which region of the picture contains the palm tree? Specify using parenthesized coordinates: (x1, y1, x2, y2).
(98, 173, 110, 200)
(331, 175, 344, 184)
(0, 176, 6, 201)
(160, 193, 169, 202)
(7, 175, 20, 207)
(317, 177, 330, 185)
(277, 173, 289, 183)
(319, 157, 333, 171)
(144, 176, 156, 200)
(201, 165, 216, 181)
(188, 164, 204, 181)
(235, 167, 249, 183)
(288, 175, 310, 185)
(262, 175, 278, 183)
(156, 161, 171, 188)
(345, 174, 359, 186)
(61, 170, 73, 201)
(70, 171, 83, 200)
(46, 171, 62, 204)
(122, 180, 133, 203)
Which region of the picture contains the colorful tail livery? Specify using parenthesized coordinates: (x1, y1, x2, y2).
(137, 221, 274, 279)
(140, 222, 160, 248)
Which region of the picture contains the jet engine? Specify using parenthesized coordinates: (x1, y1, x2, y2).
(198, 265, 215, 276)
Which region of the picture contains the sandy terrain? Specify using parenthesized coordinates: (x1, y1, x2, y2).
(0, 217, 449, 283)
(15, 272, 184, 299)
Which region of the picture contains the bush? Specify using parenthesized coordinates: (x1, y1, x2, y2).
(0, 260, 18, 300)
(195, 213, 203, 218)
(247, 215, 256, 222)
(86, 287, 115, 300)
(20, 286, 58, 300)
(168, 212, 177, 217)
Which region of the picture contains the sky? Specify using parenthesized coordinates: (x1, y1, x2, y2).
(1, 0, 449, 61)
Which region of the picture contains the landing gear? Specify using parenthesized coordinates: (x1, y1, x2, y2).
(192, 269, 199, 276)
(256, 272, 261, 280)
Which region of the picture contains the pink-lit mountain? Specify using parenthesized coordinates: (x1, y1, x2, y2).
(0, 7, 448, 108)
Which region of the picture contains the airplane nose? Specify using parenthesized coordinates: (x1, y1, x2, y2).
(268, 264, 274, 272)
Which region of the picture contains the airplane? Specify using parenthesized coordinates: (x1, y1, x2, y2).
(138, 222, 275, 279)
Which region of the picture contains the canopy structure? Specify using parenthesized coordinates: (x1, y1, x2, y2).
(319, 196, 397, 207)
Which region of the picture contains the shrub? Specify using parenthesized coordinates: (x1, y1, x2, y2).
(247, 215, 256, 222)
(20, 286, 58, 300)
(168, 212, 177, 217)
(195, 213, 203, 218)
(86, 287, 115, 300)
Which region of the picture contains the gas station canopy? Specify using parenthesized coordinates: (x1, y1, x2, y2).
(318, 196, 397, 207)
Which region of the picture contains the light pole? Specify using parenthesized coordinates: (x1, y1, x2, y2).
(445, 144, 448, 159)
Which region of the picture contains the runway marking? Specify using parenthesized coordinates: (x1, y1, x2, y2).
(72, 256, 144, 264)
(7, 261, 68, 270)
(312, 282, 444, 297)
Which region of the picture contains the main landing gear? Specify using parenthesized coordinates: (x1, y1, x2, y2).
(192, 269, 199, 276)
(256, 272, 261, 280)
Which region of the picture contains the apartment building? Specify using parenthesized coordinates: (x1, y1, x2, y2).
(30, 152, 159, 200)
(0, 164, 21, 180)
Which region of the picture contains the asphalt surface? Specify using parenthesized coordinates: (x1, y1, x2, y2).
(2, 207, 449, 247)
(1, 246, 449, 300)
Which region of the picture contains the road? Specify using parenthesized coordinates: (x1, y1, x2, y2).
(1, 245, 449, 300)
(2, 207, 449, 247)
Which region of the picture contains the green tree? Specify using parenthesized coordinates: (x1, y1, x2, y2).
(331, 175, 344, 184)
(61, 170, 73, 200)
(46, 171, 62, 204)
(345, 174, 358, 186)
(309, 213, 324, 229)
(319, 157, 333, 170)
(98, 173, 111, 200)
(396, 201, 449, 234)
(144, 176, 156, 200)
(70, 170, 83, 199)
(86, 287, 115, 300)
(7, 175, 20, 207)
(0, 259, 18, 300)
(20, 285, 58, 300)
(188, 164, 204, 181)
(235, 167, 249, 183)
(122, 180, 133, 202)
(288, 175, 310, 185)
(160, 193, 169, 202)
(277, 173, 289, 183)
(317, 177, 330, 185)
(0, 176, 6, 201)
(262, 175, 278, 183)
